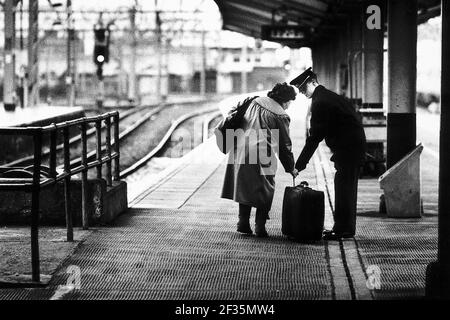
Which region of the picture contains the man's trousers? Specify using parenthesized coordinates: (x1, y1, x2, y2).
(333, 162, 360, 235)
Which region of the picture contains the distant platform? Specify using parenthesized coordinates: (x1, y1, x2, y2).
(0, 106, 85, 127)
(0, 106, 86, 164)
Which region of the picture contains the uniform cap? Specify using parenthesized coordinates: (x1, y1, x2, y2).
(289, 67, 316, 88)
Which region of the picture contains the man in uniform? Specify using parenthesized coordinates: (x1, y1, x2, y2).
(290, 68, 367, 240)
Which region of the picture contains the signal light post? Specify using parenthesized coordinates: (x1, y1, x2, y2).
(3, 0, 17, 111)
(67, 0, 76, 107)
(93, 21, 110, 108)
(96, 55, 105, 109)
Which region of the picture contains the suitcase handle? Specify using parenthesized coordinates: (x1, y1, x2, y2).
(292, 178, 309, 188)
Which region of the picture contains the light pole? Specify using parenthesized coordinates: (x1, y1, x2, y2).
(66, 0, 76, 107)
(3, 0, 17, 111)
(156, 9, 162, 103)
(93, 14, 109, 109)
(200, 30, 206, 96)
(129, 6, 138, 105)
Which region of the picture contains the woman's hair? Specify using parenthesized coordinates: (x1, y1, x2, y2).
(267, 82, 297, 105)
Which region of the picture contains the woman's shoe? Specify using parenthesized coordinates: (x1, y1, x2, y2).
(255, 209, 269, 237)
(237, 221, 253, 235)
(237, 206, 252, 234)
(255, 224, 268, 238)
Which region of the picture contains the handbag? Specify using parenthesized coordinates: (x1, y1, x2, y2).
(214, 96, 258, 154)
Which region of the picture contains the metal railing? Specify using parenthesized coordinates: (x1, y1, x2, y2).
(0, 111, 120, 283)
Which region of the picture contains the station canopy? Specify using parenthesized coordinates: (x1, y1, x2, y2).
(213, 0, 441, 47)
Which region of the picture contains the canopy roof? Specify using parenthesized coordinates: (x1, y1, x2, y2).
(213, 0, 441, 46)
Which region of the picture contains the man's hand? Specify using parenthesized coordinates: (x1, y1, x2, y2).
(295, 162, 306, 172)
(290, 169, 299, 178)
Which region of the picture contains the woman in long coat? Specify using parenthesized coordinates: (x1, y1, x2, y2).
(221, 83, 298, 237)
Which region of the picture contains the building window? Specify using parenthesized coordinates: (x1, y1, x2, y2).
(233, 55, 240, 62)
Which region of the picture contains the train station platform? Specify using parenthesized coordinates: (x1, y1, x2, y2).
(0, 98, 439, 300)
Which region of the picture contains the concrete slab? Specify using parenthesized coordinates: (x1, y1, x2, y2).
(0, 106, 84, 127)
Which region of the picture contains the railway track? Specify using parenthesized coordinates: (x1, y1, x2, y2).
(3, 104, 163, 168)
(119, 108, 221, 178)
(3, 101, 223, 182)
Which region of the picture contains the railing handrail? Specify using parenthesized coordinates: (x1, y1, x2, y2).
(0, 111, 119, 133)
(0, 111, 120, 181)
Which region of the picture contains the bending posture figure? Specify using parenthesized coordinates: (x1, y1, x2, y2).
(221, 83, 298, 237)
(290, 68, 367, 240)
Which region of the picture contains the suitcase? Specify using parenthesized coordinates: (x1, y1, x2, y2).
(282, 180, 325, 242)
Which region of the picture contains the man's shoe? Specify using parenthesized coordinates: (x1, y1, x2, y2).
(237, 222, 253, 235)
(322, 231, 354, 241)
(322, 229, 333, 236)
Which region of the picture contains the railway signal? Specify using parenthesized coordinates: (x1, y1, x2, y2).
(93, 27, 110, 78)
(93, 22, 110, 108)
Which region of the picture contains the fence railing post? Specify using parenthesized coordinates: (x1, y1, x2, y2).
(0, 112, 125, 282)
(113, 113, 120, 181)
(81, 122, 89, 230)
(31, 129, 42, 283)
(63, 127, 73, 242)
(95, 119, 102, 179)
(49, 125, 57, 179)
(105, 117, 113, 186)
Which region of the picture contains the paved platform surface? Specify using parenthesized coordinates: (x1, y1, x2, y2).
(0, 97, 439, 300)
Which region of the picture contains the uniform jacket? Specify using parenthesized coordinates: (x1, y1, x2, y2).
(221, 96, 295, 211)
(295, 85, 367, 170)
